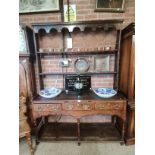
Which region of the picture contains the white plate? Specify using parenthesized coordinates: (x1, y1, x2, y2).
(75, 58, 89, 72)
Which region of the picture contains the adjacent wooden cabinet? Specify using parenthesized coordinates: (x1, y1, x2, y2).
(19, 24, 36, 97)
(19, 24, 37, 129)
(119, 23, 135, 145)
(19, 58, 36, 155)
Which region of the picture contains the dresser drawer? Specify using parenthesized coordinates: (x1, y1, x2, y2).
(33, 104, 61, 112)
(95, 102, 124, 110)
(62, 100, 94, 111)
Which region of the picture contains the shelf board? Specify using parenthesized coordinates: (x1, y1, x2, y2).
(39, 72, 117, 76)
(19, 53, 30, 57)
(37, 49, 117, 55)
(33, 19, 124, 26)
(38, 123, 121, 142)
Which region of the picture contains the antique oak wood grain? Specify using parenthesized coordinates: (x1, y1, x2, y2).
(32, 91, 127, 144)
(31, 20, 127, 145)
(118, 23, 135, 145)
(19, 63, 34, 155)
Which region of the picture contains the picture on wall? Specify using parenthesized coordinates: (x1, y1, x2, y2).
(95, 0, 125, 12)
(19, 0, 60, 13)
(94, 55, 110, 72)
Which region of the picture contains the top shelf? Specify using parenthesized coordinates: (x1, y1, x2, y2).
(37, 49, 118, 55)
(32, 19, 123, 33)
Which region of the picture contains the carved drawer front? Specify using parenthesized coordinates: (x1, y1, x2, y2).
(62, 100, 94, 111)
(95, 102, 124, 110)
(33, 104, 61, 112)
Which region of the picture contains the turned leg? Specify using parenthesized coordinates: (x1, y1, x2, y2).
(25, 132, 34, 155)
(35, 117, 45, 145)
(55, 122, 59, 139)
(35, 122, 39, 145)
(112, 116, 116, 125)
(120, 119, 126, 145)
(33, 119, 37, 126)
(77, 118, 81, 146)
(55, 114, 61, 139)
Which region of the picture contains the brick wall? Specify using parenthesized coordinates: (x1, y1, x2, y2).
(20, 0, 135, 27)
(35, 29, 116, 91)
(20, 0, 135, 91)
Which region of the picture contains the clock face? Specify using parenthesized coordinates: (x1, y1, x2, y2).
(19, 25, 27, 53)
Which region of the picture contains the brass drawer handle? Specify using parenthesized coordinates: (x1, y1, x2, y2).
(53, 106, 59, 110)
(77, 103, 80, 106)
(37, 106, 43, 111)
(51, 105, 60, 111)
(99, 105, 105, 109)
(87, 101, 93, 103)
(64, 101, 70, 103)
(114, 105, 121, 109)
(83, 105, 91, 110)
(67, 105, 74, 110)
(95, 104, 105, 109)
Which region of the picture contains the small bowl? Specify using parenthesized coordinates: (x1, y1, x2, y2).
(93, 88, 117, 98)
(39, 87, 62, 99)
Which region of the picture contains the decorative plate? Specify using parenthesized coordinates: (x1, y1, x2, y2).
(39, 87, 62, 99)
(93, 88, 117, 98)
(75, 58, 90, 72)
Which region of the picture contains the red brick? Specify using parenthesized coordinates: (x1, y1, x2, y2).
(77, 9, 91, 15)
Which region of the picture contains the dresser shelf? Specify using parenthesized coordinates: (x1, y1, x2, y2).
(37, 49, 118, 56)
(39, 71, 117, 76)
(32, 19, 122, 91)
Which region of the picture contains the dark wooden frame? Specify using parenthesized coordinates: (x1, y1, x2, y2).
(95, 0, 125, 13)
(118, 23, 135, 145)
(93, 55, 110, 72)
(19, 0, 61, 14)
